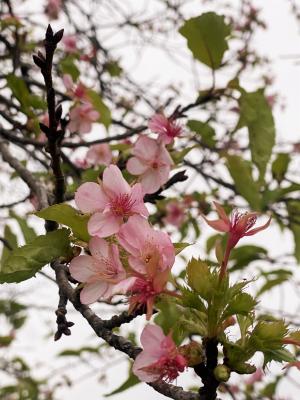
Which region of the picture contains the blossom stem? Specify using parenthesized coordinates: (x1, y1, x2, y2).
(219, 243, 231, 280)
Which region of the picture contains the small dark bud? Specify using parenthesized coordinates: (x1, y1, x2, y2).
(67, 322, 75, 327)
(55, 104, 63, 121)
(54, 332, 61, 341)
(54, 28, 64, 44)
(46, 24, 54, 40)
(39, 123, 50, 135)
(64, 328, 71, 336)
(32, 54, 45, 69)
(37, 51, 46, 62)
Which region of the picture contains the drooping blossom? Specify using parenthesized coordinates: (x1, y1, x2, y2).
(68, 103, 99, 134)
(73, 158, 89, 169)
(164, 200, 186, 227)
(127, 136, 173, 194)
(44, 0, 62, 19)
(245, 368, 263, 385)
(148, 113, 183, 144)
(62, 35, 77, 53)
(63, 74, 87, 100)
(133, 324, 187, 382)
(86, 144, 112, 166)
(202, 202, 271, 277)
(118, 215, 175, 319)
(69, 236, 134, 304)
(75, 165, 148, 238)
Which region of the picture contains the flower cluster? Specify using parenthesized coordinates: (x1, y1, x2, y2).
(70, 164, 176, 320)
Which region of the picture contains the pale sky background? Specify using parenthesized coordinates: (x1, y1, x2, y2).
(2, 1, 300, 399)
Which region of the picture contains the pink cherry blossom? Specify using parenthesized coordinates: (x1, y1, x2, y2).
(202, 202, 271, 278)
(245, 368, 263, 385)
(75, 165, 149, 238)
(68, 103, 100, 134)
(69, 236, 134, 304)
(117, 215, 175, 319)
(63, 74, 87, 100)
(62, 35, 77, 53)
(44, 0, 61, 20)
(118, 215, 175, 274)
(127, 136, 173, 194)
(164, 201, 186, 227)
(133, 324, 187, 382)
(148, 113, 183, 144)
(86, 144, 112, 166)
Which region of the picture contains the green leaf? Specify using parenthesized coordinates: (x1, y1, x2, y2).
(1, 225, 18, 264)
(104, 366, 140, 396)
(87, 89, 111, 129)
(223, 293, 256, 319)
(35, 204, 89, 242)
(104, 60, 123, 77)
(171, 145, 196, 163)
(250, 320, 288, 352)
(155, 297, 185, 345)
(256, 277, 290, 297)
(0, 229, 71, 283)
(59, 55, 80, 81)
(174, 242, 191, 255)
(237, 89, 275, 182)
(272, 153, 290, 183)
(9, 211, 37, 243)
(6, 74, 46, 114)
(226, 155, 261, 210)
(187, 120, 216, 148)
(229, 245, 267, 272)
(179, 12, 231, 69)
(186, 258, 217, 301)
(287, 201, 300, 263)
(6, 74, 30, 106)
(58, 346, 99, 357)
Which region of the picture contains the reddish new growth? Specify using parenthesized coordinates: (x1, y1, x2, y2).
(202, 202, 271, 279)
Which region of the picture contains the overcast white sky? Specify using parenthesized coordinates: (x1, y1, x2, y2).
(2, 1, 300, 399)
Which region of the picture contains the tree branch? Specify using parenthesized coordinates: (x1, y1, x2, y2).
(52, 262, 200, 400)
(0, 140, 48, 209)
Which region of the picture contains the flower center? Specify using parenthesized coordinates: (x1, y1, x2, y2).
(110, 193, 135, 217)
(142, 354, 186, 382)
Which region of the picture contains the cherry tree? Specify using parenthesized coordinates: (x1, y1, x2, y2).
(1, 1, 300, 399)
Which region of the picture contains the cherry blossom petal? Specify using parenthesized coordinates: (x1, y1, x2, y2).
(140, 324, 167, 355)
(88, 236, 109, 260)
(244, 215, 272, 236)
(213, 202, 230, 224)
(130, 183, 149, 216)
(118, 215, 150, 256)
(75, 182, 108, 213)
(80, 281, 109, 304)
(69, 255, 99, 282)
(133, 352, 161, 382)
(79, 120, 92, 134)
(111, 277, 137, 295)
(103, 164, 131, 197)
(132, 136, 158, 162)
(202, 216, 230, 232)
(140, 169, 161, 194)
(127, 157, 148, 175)
(88, 211, 121, 237)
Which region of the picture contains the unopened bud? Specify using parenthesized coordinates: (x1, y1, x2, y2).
(214, 364, 231, 382)
(179, 341, 203, 367)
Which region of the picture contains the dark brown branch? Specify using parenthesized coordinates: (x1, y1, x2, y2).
(52, 263, 199, 400)
(144, 170, 188, 203)
(33, 25, 66, 206)
(0, 140, 48, 209)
